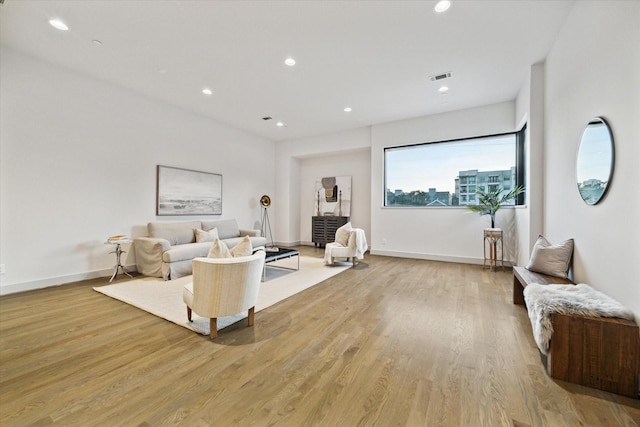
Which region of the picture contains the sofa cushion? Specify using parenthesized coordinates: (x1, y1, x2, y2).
(208, 239, 232, 258)
(201, 219, 240, 240)
(162, 242, 212, 263)
(335, 222, 353, 246)
(194, 227, 219, 243)
(526, 235, 574, 279)
(148, 221, 200, 246)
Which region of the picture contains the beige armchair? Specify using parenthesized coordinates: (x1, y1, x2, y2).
(324, 227, 368, 266)
(183, 250, 265, 339)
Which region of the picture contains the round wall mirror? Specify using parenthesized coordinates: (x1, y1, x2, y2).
(576, 117, 614, 205)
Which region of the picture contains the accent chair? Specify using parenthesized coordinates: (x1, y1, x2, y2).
(183, 250, 265, 339)
(324, 222, 368, 266)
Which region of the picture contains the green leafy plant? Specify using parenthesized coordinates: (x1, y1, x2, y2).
(466, 185, 525, 228)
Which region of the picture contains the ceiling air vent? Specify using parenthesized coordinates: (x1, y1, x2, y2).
(430, 72, 452, 82)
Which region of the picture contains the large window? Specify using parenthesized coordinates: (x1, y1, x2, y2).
(384, 129, 526, 207)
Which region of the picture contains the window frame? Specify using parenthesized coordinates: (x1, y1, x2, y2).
(383, 127, 527, 208)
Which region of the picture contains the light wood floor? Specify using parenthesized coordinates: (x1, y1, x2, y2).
(1, 247, 639, 426)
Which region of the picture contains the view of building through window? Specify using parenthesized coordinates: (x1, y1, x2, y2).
(385, 133, 519, 207)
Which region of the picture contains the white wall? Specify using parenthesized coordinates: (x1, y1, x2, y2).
(543, 1, 640, 319)
(370, 102, 520, 264)
(275, 127, 371, 245)
(299, 149, 371, 245)
(277, 104, 524, 265)
(0, 48, 275, 294)
(514, 62, 545, 267)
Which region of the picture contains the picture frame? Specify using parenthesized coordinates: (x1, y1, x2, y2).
(156, 165, 222, 216)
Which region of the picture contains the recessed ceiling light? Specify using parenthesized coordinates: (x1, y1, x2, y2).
(284, 58, 296, 67)
(202, 88, 213, 95)
(438, 86, 449, 93)
(276, 122, 285, 127)
(344, 107, 353, 112)
(434, 0, 451, 13)
(49, 19, 69, 31)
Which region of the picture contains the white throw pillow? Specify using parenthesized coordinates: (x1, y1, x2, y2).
(208, 238, 231, 258)
(195, 227, 219, 243)
(525, 235, 574, 279)
(230, 235, 253, 257)
(334, 222, 353, 246)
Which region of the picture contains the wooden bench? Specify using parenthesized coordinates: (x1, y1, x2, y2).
(513, 266, 573, 305)
(513, 266, 639, 399)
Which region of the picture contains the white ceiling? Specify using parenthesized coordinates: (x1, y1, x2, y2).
(0, 0, 575, 142)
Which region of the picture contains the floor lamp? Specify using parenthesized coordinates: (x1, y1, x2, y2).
(260, 195, 276, 250)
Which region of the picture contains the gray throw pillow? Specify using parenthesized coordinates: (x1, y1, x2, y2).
(525, 235, 574, 279)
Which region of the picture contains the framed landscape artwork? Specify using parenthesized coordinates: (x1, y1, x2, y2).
(156, 165, 222, 215)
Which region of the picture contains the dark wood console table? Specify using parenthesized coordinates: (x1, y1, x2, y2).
(312, 216, 349, 247)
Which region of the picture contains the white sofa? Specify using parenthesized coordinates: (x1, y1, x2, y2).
(134, 219, 266, 280)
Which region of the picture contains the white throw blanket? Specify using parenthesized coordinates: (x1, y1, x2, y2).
(351, 228, 368, 259)
(523, 283, 635, 354)
(323, 228, 368, 265)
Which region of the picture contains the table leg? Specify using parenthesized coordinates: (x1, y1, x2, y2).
(109, 244, 133, 282)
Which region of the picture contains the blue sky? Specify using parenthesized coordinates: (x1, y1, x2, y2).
(576, 122, 613, 184)
(385, 134, 515, 193)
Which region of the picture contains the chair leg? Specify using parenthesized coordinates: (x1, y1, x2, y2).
(187, 306, 192, 322)
(352, 257, 356, 267)
(210, 318, 217, 339)
(331, 257, 335, 264)
(248, 306, 255, 327)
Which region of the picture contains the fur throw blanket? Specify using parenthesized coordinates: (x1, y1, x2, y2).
(523, 283, 635, 355)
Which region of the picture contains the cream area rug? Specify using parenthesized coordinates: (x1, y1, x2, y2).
(94, 256, 349, 336)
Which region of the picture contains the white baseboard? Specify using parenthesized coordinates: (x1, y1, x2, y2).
(370, 248, 514, 267)
(0, 264, 139, 296)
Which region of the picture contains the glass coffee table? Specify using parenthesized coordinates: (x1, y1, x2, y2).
(262, 248, 300, 281)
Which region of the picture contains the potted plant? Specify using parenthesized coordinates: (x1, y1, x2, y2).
(466, 185, 525, 228)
